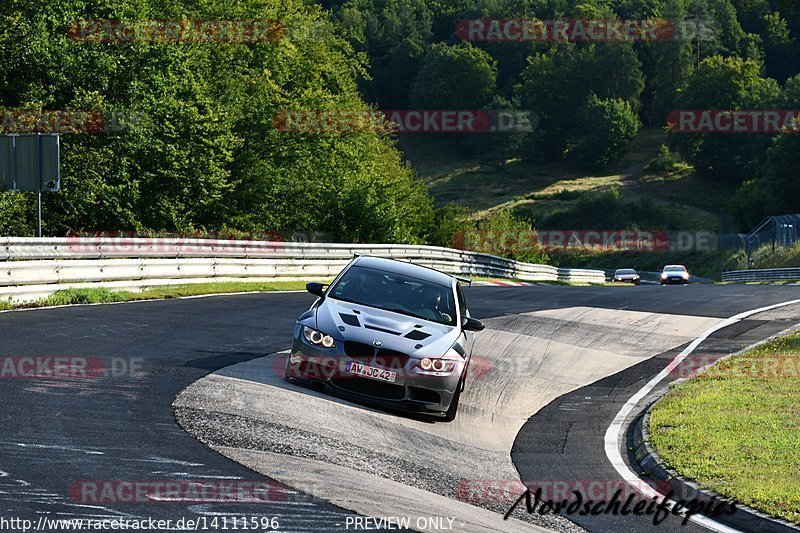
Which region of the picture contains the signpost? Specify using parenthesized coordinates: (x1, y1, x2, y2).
(0, 134, 61, 237)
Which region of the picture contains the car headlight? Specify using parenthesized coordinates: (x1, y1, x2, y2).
(682, 273, 689, 279)
(415, 357, 456, 374)
(661, 273, 668, 279)
(302, 326, 335, 348)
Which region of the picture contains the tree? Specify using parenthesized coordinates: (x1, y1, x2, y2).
(411, 43, 497, 109)
(583, 43, 646, 110)
(571, 95, 640, 168)
(649, 0, 695, 123)
(0, 0, 435, 242)
(671, 55, 780, 181)
(517, 47, 583, 160)
(374, 38, 425, 108)
(456, 94, 531, 164)
(731, 72, 800, 228)
(761, 11, 799, 83)
(686, 0, 748, 59)
(334, 0, 433, 106)
(517, 41, 643, 164)
(732, 133, 800, 228)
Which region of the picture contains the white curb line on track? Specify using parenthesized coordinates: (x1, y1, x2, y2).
(604, 297, 800, 533)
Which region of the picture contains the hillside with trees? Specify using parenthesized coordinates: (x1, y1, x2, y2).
(1, 0, 799, 253)
(328, 0, 800, 232)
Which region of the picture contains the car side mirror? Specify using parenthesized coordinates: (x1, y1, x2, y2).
(306, 282, 326, 298)
(463, 317, 485, 331)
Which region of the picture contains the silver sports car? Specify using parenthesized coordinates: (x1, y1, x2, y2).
(661, 264, 690, 285)
(284, 255, 484, 421)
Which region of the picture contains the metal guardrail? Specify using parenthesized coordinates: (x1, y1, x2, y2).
(722, 268, 800, 282)
(0, 237, 606, 303)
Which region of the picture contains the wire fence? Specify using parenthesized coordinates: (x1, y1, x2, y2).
(745, 214, 800, 264)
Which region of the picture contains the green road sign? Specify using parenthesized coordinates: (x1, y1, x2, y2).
(0, 133, 60, 192)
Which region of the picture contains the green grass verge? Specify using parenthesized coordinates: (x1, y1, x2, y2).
(748, 242, 800, 270)
(1, 281, 313, 310)
(649, 332, 800, 524)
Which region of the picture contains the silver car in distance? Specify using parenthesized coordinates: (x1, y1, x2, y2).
(285, 256, 484, 421)
(661, 264, 690, 285)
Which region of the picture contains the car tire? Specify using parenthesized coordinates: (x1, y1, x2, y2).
(284, 357, 296, 380)
(444, 377, 464, 422)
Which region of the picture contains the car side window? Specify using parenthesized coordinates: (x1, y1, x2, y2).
(456, 283, 468, 318)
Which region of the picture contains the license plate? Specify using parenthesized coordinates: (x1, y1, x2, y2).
(346, 362, 397, 383)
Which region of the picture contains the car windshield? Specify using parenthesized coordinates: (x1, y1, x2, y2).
(616, 269, 637, 275)
(329, 266, 457, 326)
(665, 266, 686, 272)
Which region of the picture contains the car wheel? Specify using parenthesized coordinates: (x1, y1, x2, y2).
(444, 377, 464, 422)
(284, 357, 296, 380)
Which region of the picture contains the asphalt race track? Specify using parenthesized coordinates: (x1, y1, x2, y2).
(0, 296, 360, 532)
(2, 284, 799, 533)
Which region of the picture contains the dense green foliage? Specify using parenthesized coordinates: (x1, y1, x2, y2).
(411, 43, 497, 109)
(572, 95, 640, 167)
(2, 0, 800, 241)
(0, 0, 433, 241)
(331, 0, 800, 228)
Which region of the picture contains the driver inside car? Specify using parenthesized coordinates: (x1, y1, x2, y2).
(341, 271, 370, 301)
(416, 286, 443, 321)
(340, 270, 386, 305)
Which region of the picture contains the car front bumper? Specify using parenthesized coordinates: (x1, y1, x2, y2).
(284, 329, 462, 416)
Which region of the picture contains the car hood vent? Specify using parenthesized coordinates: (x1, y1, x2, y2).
(339, 313, 361, 327)
(321, 301, 460, 357)
(404, 329, 431, 341)
(364, 324, 401, 336)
